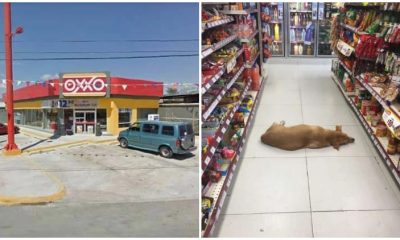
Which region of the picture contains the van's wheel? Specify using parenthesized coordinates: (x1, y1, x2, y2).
(159, 146, 173, 158)
(119, 138, 128, 148)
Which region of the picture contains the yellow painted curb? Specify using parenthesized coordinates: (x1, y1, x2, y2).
(22, 139, 118, 155)
(20, 130, 51, 140)
(23, 140, 88, 154)
(0, 158, 66, 206)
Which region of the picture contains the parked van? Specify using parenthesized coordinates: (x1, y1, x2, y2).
(118, 121, 196, 158)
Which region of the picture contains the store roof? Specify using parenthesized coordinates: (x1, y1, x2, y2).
(9, 77, 164, 102)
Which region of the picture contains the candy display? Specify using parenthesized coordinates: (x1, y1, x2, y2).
(201, 3, 264, 236)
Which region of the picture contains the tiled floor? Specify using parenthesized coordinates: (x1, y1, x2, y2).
(213, 58, 400, 237)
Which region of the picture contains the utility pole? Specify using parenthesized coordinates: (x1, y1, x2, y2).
(3, 3, 21, 155)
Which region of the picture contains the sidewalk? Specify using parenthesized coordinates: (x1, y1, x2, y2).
(4, 127, 118, 155)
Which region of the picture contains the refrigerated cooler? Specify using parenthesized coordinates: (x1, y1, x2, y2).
(260, 2, 339, 58)
(287, 2, 318, 57)
(316, 2, 340, 56)
(261, 2, 285, 58)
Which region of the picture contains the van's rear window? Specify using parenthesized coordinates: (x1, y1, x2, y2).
(179, 124, 193, 137)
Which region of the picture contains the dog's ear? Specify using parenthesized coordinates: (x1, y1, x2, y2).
(333, 144, 340, 151)
(336, 125, 342, 132)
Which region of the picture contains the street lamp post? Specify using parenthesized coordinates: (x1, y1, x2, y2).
(3, 3, 21, 155)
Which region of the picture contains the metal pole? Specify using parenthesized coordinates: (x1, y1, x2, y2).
(3, 2, 20, 155)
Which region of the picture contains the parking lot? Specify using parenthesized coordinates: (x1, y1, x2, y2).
(0, 133, 199, 237)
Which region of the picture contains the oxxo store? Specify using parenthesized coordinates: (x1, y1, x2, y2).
(11, 72, 163, 136)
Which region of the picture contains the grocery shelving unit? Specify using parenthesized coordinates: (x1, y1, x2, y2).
(201, 2, 266, 237)
(331, 2, 400, 186)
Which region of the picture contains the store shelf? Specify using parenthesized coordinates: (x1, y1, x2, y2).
(202, 65, 245, 121)
(331, 72, 400, 186)
(339, 23, 368, 35)
(331, 73, 355, 96)
(290, 40, 314, 44)
(290, 25, 307, 29)
(245, 51, 260, 68)
(235, 47, 244, 59)
(202, 34, 238, 59)
(202, 48, 244, 95)
(201, 78, 251, 173)
(202, 66, 226, 95)
(269, 20, 282, 24)
(202, 77, 265, 237)
(220, 8, 258, 15)
(338, 59, 353, 77)
(289, 10, 313, 13)
(355, 74, 400, 119)
(239, 30, 259, 43)
(203, 17, 235, 31)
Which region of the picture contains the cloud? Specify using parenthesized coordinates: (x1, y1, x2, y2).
(40, 73, 59, 81)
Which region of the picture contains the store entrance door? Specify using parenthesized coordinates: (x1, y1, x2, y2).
(74, 110, 96, 134)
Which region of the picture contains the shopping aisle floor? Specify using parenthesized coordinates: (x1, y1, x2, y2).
(213, 58, 400, 237)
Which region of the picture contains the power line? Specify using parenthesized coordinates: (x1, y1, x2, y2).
(0, 53, 198, 61)
(10, 39, 199, 43)
(8, 50, 197, 54)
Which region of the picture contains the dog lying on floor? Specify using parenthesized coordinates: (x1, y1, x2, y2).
(260, 121, 355, 151)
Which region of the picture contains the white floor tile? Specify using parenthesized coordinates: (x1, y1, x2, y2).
(305, 125, 373, 157)
(213, 212, 313, 237)
(253, 104, 303, 127)
(302, 104, 357, 126)
(218, 60, 400, 237)
(223, 157, 310, 214)
(243, 125, 306, 158)
(313, 210, 400, 237)
(301, 89, 348, 105)
(308, 156, 400, 211)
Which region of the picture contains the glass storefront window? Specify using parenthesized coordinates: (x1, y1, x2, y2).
(118, 108, 131, 128)
(97, 109, 107, 132)
(14, 109, 44, 128)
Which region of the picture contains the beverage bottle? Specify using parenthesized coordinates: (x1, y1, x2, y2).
(302, 29, 306, 41)
(294, 44, 299, 55)
(294, 13, 299, 26)
(290, 29, 296, 41)
(274, 23, 280, 41)
(307, 45, 312, 55)
(298, 44, 303, 55)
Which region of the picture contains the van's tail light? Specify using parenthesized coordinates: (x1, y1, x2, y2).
(176, 139, 181, 147)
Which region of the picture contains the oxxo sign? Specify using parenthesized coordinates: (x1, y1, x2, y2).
(62, 72, 108, 97)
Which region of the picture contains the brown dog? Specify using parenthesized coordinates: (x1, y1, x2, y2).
(260, 121, 355, 151)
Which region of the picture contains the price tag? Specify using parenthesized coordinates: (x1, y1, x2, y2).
(216, 136, 222, 143)
(226, 57, 236, 74)
(382, 109, 400, 139)
(205, 156, 211, 166)
(232, 164, 236, 171)
(210, 146, 216, 154)
(216, 208, 221, 221)
(221, 127, 226, 133)
(220, 191, 227, 207)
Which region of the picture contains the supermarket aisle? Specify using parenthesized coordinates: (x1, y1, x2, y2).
(213, 58, 400, 237)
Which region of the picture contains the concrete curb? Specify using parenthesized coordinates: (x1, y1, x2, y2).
(23, 139, 118, 155)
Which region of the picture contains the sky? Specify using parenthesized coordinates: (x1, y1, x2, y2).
(0, 3, 199, 95)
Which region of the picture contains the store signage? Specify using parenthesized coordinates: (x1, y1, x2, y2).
(62, 72, 108, 97)
(73, 99, 98, 108)
(382, 109, 400, 139)
(41, 99, 98, 108)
